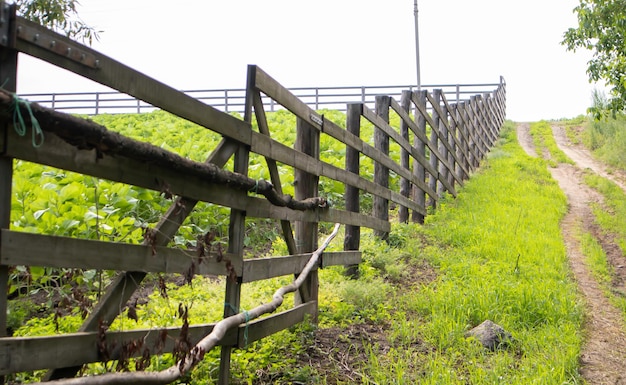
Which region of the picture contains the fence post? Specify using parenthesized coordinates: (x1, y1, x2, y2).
(449, 104, 460, 185)
(436, 92, 449, 197)
(0, 3, 16, 354)
(315, 88, 319, 110)
(468, 96, 483, 163)
(294, 117, 320, 313)
(94, 92, 99, 115)
(344, 103, 362, 278)
(456, 103, 470, 179)
(218, 143, 248, 384)
(225, 90, 229, 113)
(374, 95, 390, 240)
(412, 90, 427, 224)
(399, 91, 412, 223)
(482, 93, 496, 145)
(428, 90, 441, 209)
(480, 95, 491, 148)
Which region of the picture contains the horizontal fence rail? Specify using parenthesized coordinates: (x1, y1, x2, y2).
(19, 82, 503, 115)
(0, 3, 506, 385)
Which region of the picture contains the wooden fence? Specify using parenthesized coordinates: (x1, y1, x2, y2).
(0, 4, 506, 384)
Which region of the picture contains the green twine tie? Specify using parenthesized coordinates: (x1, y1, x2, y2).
(12, 93, 44, 147)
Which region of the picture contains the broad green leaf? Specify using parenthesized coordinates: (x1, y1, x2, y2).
(33, 208, 50, 220)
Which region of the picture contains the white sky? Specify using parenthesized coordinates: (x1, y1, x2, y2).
(16, 0, 596, 122)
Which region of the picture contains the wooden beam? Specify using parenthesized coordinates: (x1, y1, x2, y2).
(411, 91, 428, 224)
(0, 301, 317, 375)
(0, 230, 240, 276)
(13, 17, 251, 145)
(0, 324, 235, 375)
(373, 96, 391, 240)
(0, 4, 17, 353)
(344, 103, 361, 278)
(242, 251, 361, 283)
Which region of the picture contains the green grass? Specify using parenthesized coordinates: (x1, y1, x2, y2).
(528, 120, 574, 166)
(579, 171, 626, 321)
(583, 116, 626, 170)
(584, 172, 626, 255)
(387, 121, 584, 384)
(579, 230, 626, 322)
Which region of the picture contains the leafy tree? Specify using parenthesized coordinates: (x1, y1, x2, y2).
(562, 0, 626, 118)
(14, 0, 99, 43)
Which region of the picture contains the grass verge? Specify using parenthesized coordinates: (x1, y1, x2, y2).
(528, 120, 574, 166)
(392, 121, 583, 384)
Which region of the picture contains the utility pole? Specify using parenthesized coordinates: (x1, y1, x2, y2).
(414, 0, 421, 90)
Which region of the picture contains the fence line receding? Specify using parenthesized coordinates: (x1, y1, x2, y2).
(0, 4, 506, 384)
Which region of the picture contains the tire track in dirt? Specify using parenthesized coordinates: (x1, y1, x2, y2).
(517, 122, 626, 385)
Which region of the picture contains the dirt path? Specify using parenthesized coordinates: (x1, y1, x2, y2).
(517, 123, 626, 385)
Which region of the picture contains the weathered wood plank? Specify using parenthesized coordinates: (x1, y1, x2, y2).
(294, 117, 319, 312)
(411, 91, 428, 224)
(0, 230, 240, 276)
(252, 66, 323, 133)
(398, 91, 411, 223)
(426, 92, 465, 187)
(373, 96, 390, 240)
(437, 101, 450, 197)
(1, 126, 387, 230)
(0, 9, 17, 345)
(344, 103, 361, 278)
(237, 301, 316, 348)
(242, 251, 360, 283)
(409, 92, 458, 194)
(0, 301, 317, 375)
(14, 17, 251, 146)
(44, 138, 241, 382)
(389, 97, 439, 181)
(0, 323, 235, 375)
(440, 95, 473, 177)
(219, 138, 249, 382)
(363, 104, 436, 200)
(247, 78, 297, 256)
(455, 101, 482, 168)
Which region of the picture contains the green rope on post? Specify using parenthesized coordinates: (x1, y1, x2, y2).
(12, 93, 44, 148)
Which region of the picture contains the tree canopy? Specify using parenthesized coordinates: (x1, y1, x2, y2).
(14, 0, 99, 44)
(562, 0, 626, 117)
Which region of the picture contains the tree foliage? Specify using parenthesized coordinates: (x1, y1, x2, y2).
(562, 0, 626, 118)
(14, 0, 99, 43)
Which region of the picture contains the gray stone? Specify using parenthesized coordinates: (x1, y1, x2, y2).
(465, 320, 514, 351)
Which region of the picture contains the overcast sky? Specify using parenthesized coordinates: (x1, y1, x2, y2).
(16, 0, 596, 122)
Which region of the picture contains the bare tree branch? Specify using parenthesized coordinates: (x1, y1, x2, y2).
(34, 223, 341, 385)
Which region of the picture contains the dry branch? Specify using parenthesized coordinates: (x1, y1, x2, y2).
(0, 90, 327, 210)
(36, 223, 341, 385)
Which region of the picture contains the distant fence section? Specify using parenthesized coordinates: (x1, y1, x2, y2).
(20, 82, 503, 115)
(0, 3, 506, 385)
